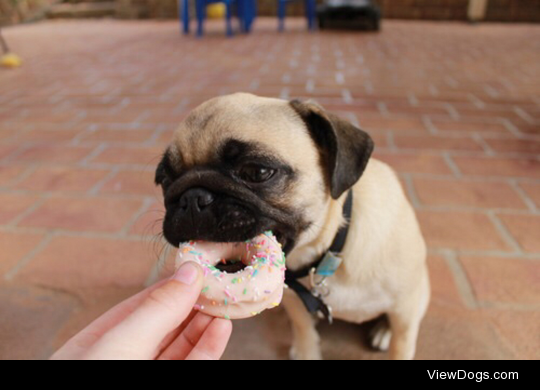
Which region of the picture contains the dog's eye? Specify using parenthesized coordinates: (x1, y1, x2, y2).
(239, 165, 275, 183)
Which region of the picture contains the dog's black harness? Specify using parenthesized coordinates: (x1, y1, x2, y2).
(285, 191, 353, 323)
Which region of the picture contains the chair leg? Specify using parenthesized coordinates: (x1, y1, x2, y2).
(237, 0, 245, 33)
(195, 0, 206, 37)
(245, 0, 255, 33)
(306, 0, 316, 31)
(180, 0, 190, 34)
(249, 0, 257, 32)
(278, 1, 286, 32)
(226, 2, 234, 37)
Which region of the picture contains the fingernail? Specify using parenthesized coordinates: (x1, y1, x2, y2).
(172, 262, 199, 286)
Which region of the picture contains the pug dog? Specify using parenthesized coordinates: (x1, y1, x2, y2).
(155, 93, 430, 360)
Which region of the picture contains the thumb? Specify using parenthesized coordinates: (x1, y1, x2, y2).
(85, 262, 203, 360)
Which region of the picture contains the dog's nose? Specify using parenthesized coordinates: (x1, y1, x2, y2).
(178, 188, 215, 212)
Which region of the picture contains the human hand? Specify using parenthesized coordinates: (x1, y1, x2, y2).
(51, 262, 232, 360)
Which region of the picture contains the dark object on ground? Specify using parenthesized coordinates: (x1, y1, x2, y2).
(317, 0, 381, 31)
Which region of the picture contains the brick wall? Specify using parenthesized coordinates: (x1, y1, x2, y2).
(3, 0, 536, 23)
(0, 0, 58, 25)
(486, 0, 540, 23)
(115, 0, 538, 22)
(378, 0, 470, 21)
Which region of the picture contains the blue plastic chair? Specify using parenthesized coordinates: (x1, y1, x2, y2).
(239, 0, 257, 33)
(180, 0, 240, 37)
(278, 0, 317, 32)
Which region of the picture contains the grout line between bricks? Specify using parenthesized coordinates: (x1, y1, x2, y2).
(386, 131, 397, 151)
(305, 79, 315, 93)
(402, 174, 421, 208)
(472, 133, 496, 156)
(513, 106, 534, 124)
(483, 85, 500, 99)
(120, 197, 156, 236)
(146, 124, 169, 147)
(79, 144, 108, 166)
(508, 179, 538, 213)
(445, 103, 460, 120)
(442, 153, 462, 178)
(429, 248, 540, 260)
(6, 196, 50, 228)
(341, 89, 353, 104)
(377, 102, 389, 116)
(4, 233, 55, 281)
(442, 250, 479, 310)
(408, 93, 419, 107)
(478, 301, 540, 312)
(422, 116, 438, 135)
(486, 211, 523, 254)
(500, 118, 524, 138)
(87, 166, 121, 196)
(2, 164, 39, 188)
(398, 173, 540, 184)
(0, 224, 168, 245)
(467, 93, 486, 109)
(414, 204, 536, 214)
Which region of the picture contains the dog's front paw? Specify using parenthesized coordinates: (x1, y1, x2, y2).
(289, 344, 323, 361)
(369, 317, 392, 352)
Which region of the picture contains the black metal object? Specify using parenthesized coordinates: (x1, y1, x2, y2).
(317, 0, 382, 31)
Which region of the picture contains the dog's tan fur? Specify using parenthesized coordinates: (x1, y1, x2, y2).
(166, 93, 430, 360)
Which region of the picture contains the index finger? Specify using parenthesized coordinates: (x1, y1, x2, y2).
(51, 278, 170, 359)
(84, 262, 203, 360)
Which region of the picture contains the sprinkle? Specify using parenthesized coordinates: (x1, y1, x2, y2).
(224, 289, 233, 298)
(201, 286, 210, 294)
(232, 278, 238, 284)
(243, 288, 247, 295)
(224, 299, 228, 306)
(272, 302, 280, 307)
(224, 315, 230, 320)
(194, 304, 203, 311)
(264, 290, 272, 294)
(252, 270, 259, 278)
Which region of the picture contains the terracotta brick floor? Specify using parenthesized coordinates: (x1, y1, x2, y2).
(0, 18, 539, 360)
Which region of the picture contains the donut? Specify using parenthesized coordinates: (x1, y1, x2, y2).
(175, 231, 287, 320)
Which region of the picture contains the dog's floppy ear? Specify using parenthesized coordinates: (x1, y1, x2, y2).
(290, 100, 374, 199)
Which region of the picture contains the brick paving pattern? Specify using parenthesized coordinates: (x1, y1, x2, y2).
(0, 19, 539, 360)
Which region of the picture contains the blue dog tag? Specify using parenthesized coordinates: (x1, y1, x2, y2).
(316, 252, 343, 277)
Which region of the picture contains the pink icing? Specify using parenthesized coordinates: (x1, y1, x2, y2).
(175, 232, 287, 320)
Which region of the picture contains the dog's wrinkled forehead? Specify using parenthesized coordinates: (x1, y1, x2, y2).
(170, 93, 319, 169)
